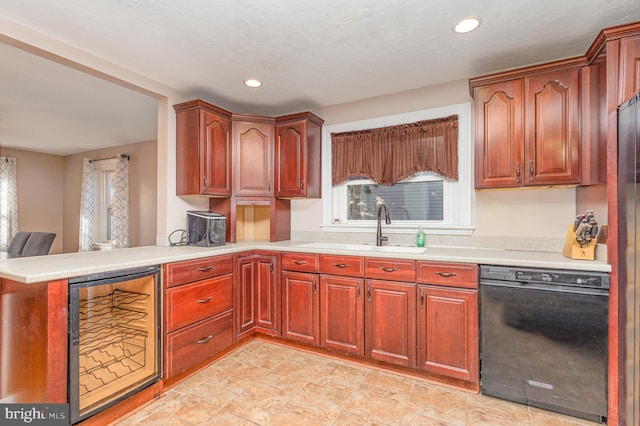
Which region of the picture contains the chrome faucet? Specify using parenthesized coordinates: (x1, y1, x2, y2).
(376, 204, 391, 246)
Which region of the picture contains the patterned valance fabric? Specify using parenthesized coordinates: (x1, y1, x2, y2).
(331, 115, 458, 186)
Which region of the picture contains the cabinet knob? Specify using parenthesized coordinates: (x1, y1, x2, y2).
(516, 163, 521, 183)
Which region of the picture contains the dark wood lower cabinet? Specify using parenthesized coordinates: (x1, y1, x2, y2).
(417, 285, 479, 382)
(320, 275, 364, 355)
(236, 252, 280, 339)
(365, 279, 416, 367)
(237, 257, 256, 337)
(282, 271, 319, 345)
(164, 311, 234, 378)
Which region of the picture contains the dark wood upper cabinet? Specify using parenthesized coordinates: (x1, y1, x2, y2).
(233, 115, 275, 198)
(473, 80, 524, 188)
(471, 63, 581, 189)
(525, 69, 581, 185)
(274, 112, 324, 199)
(174, 100, 233, 196)
(618, 35, 640, 104)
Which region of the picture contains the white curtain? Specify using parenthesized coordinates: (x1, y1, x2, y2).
(78, 158, 96, 252)
(0, 157, 18, 251)
(111, 154, 129, 249)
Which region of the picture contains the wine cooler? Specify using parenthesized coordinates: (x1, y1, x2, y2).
(68, 265, 161, 424)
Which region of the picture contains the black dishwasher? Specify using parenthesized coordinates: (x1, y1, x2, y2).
(480, 265, 609, 423)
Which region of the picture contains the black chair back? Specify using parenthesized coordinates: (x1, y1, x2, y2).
(21, 232, 56, 257)
(7, 231, 32, 255)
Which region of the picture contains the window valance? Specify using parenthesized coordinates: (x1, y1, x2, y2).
(331, 114, 458, 186)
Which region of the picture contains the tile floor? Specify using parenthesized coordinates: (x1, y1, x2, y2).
(114, 339, 601, 426)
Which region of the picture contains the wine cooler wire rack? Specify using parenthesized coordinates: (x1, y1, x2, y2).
(78, 289, 150, 396)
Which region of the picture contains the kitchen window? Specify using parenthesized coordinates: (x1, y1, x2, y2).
(321, 103, 473, 235)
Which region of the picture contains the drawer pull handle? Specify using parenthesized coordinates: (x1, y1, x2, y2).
(197, 296, 212, 304)
(197, 266, 213, 272)
(196, 335, 213, 344)
(380, 267, 398, 273)
(293, 260, 307, 265)
(435, 272, 457, 278)
(334, 263, 350, 269)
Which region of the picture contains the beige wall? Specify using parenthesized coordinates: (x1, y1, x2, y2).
(63, 140, 157, 252)
(0, 147, 64, 254)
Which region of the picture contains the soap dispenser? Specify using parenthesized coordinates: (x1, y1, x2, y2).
(416, 226, 426, 247)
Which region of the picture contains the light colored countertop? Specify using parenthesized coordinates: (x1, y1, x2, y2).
(0, 240, 611, 284)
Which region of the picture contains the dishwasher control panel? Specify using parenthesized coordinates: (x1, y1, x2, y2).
(480, 265, 610, 289)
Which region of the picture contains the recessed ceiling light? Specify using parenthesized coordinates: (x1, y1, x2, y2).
(453, 17, 481, 34)
(244, 79, 262, 88)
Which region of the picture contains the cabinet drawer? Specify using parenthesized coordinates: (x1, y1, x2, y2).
(320, 255, 365, 277)
(165, 274, 233, 332)
(164, 254, 233, 288)
(164, 311, 233, 378)
(365, 258, 416, 282)
(416, 262, 478, 289)
(282, 252, 320, 273)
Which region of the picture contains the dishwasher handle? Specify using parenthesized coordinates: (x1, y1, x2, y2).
(480, 279, 609, 296)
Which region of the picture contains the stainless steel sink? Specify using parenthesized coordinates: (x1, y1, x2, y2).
(298, 242, 426, 254)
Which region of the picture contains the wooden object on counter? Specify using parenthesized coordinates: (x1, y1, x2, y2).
(563, 224, 597, 260)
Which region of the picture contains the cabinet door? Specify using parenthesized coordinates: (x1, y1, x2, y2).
(474, 80, 525, 189)
(525, 69, 580, 185)
(201, 109, 232, 196)
(255, 255, 280, 334)
(365, 279, 416, 367)
(320, 275, 364, 355)
(619, 36, 640, 104)
(175, 101, 232, 196)
(234, 120, 273, 197)
(282, 271, 319, 345)
(417, 285, 478, 382)
(275, 121, 306, 198)
(236, 257, 256, 337)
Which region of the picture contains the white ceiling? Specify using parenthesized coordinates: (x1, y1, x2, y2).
(1, 0, 639, 156)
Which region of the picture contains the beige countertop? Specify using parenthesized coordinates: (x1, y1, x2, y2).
(0, 240, 611, 284)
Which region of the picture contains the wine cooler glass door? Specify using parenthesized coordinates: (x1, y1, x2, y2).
(69, 266, 161, 424)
